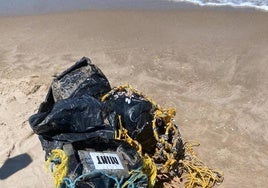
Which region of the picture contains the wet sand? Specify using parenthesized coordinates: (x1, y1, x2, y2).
(0, 9, 268, 187)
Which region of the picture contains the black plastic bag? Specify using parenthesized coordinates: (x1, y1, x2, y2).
(37, 57, 111, 114)
(30, 95, 111, 135)
(29, 57, 114, 155)
(103, 89, 157, 154)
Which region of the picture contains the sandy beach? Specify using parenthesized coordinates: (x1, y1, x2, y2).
(0, 8, 268, 187)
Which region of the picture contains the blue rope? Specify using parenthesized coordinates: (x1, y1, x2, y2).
(123, 167, 148, 188)
(62, 170, 124, 188)
(62, 167, 147, 188)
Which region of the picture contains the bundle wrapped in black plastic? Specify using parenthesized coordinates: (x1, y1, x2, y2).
(29, 57, 152, 188)
(29, 57, 185, 188)
(101, 85, 185, 179)
(102, 87, 157, 155)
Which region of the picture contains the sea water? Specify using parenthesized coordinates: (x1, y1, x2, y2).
(0, 0, 267, 16)
(170, 0, 268, 11)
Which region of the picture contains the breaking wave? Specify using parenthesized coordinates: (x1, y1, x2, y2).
(169, 0, 268, 11)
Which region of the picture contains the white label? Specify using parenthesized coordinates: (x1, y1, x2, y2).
(90, 152, 124, 170)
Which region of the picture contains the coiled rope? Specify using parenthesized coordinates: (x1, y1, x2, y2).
(45, 149, 68, 188)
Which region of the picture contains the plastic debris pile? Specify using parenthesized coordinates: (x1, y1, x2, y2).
(29, 57, 223, 188)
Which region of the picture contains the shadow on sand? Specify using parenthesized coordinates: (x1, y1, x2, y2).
(0, 153, 32, 180)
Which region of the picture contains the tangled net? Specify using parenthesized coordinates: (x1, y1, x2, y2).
(46, 84, 223, 188)
(102, 85, 224, 188)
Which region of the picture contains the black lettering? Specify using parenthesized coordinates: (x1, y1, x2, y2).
(97, 155, 120, 165)
(96, 156, 102, 164)
(113, 157, 119, 164)
(100, 156, 108, 164)
(106, 156, 111, 164)
(110, 157, 115, 164)
(110, 157, 118, 164)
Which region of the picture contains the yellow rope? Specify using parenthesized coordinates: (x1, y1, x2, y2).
(116, 116, 157, 187)
(45, 149, 68, 188)
(181, 142, 224, 188)
(43, 85, 224, 188)
(101, 85, 180, 186)
(101, 85, 224, 188)
(117, 115, 142, 154)
(142, 154, 157, 188)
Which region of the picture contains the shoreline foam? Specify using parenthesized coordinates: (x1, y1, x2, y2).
(170, 0, 268, 12)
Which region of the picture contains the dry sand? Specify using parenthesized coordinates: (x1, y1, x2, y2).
(0, 9, 267, 187)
